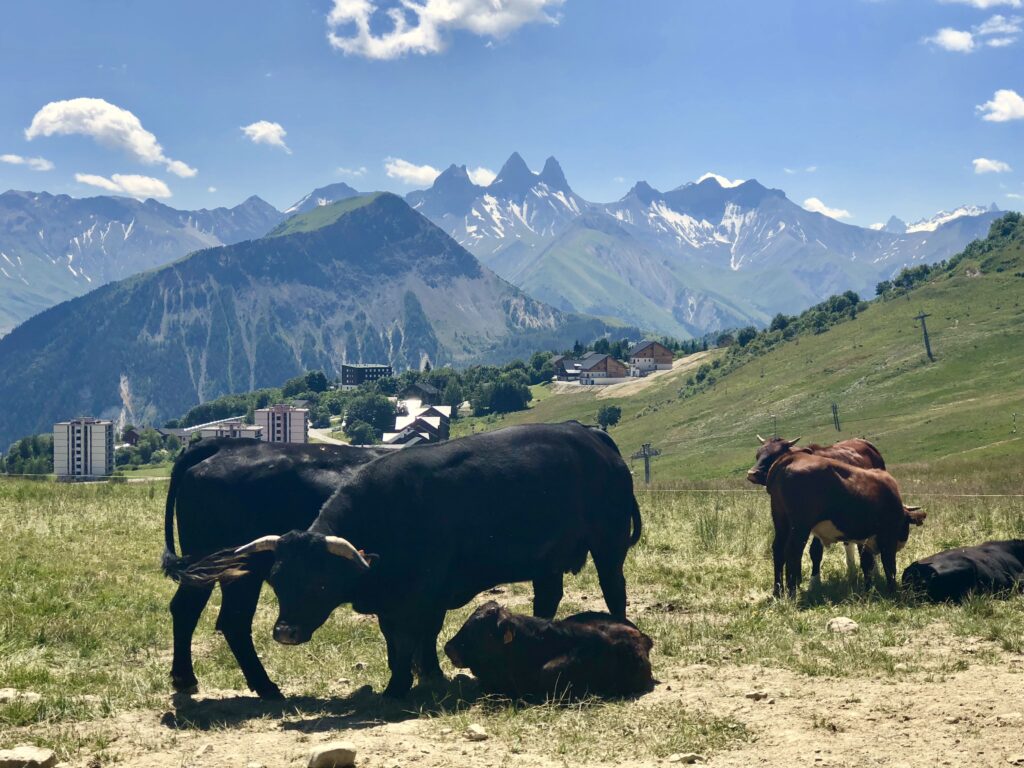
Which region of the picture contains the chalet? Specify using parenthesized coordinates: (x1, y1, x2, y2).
(552, 355, 581, 382)
(199, 422, 262, 440)
(577, 352, 629, 385)
(407, 380, 441, 405)
(383, 398, 452, 444)
(628, 340, 674, 377)
(121, 427, 142, 446)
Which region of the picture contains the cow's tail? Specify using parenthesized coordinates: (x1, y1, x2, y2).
(628, 495, 643, 547)
(161, 439, 219, 581)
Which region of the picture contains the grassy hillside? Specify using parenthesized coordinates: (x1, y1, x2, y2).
(268, 193, 382, 236)
(455, 215, 1024, 487)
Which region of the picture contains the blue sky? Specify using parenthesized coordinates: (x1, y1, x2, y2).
(0, 0, 1021, 226)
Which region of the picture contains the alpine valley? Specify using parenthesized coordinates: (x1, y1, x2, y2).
(0, 193, 617, 447)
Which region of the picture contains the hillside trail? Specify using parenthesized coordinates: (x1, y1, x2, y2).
(44, 637, 1024, 768)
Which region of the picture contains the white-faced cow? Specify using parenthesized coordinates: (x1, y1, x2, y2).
(747, 436, 888, 586)
(754, 450, 924, 597)
(444, 601, 655, 699)
(185, 422, 642, 698)
(903, 540, 1024, 602)
(161, 438, 389, 699)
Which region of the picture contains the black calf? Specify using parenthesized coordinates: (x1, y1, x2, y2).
(903, 540, 1024, 602)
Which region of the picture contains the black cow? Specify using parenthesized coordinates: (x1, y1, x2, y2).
(188, 422, 642, 698)
(903, 540, 1024, 602)
(161, 438, 388, 699)
(444, 601, 655, 699)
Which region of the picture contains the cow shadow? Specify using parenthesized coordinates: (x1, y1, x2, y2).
(161, 676, 483, 732)
(797, 576, 916, 609)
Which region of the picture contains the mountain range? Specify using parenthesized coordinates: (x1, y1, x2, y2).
(407, 153, 1007, 336)
(0, 156, 1008, 339)
(0, 193, 616, 447)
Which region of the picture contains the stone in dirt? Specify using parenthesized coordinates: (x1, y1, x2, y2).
(827, 617, 859, 634)
(667, 754, 705, 764)
(745, 690, 769, 701)
(308, 741, 357, 768)
(0, 689, 42, 705)
(464, 724, 489, 741)
(0, 746, 57, 768)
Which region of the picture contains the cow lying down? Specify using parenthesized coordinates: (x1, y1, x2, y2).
(902, 540, 1024, 602)
(444, 601, 655, 699)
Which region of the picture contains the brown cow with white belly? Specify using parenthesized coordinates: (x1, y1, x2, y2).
(747, 436, 888, 584)
(752, 448, 925, 597)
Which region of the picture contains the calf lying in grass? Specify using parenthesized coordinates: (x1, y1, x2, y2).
(903, 540, 1024, 602)
(444, 601, 655, 700)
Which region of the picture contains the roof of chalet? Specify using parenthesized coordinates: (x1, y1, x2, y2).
(411, 381, 441, 395)
(628, 339, 670, 356)
(576, 352, 627, 371)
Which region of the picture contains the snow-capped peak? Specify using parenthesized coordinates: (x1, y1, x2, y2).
(906, 204, 995, 234)
(696, 172, 745, 189)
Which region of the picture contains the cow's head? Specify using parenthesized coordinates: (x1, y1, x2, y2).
(444, 600, 515, 669)
(897, 505, 926, 549)
(747, 435, 801, 485)
(233, 530, 372, 645)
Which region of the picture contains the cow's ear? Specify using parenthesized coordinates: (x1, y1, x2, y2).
(361, 552, 380, 568)
(497, 617, 515, 644)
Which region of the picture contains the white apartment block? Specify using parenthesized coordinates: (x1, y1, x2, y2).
(254, 404, 309, 443)
(53, 418, 114, 478)
(199, 422, 263, 440)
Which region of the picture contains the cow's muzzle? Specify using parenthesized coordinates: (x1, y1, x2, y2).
(746, 469, 765, 485)
(273, 622, 311, 645)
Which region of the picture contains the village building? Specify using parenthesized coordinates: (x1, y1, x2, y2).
(628, 340, 674, 377)
(576, 352, 630, 385)
(340, 363, 393, 390)
(53, 417, 115, 478)
(552, 354, 581, 382)
(254, 403, 308, 443)
(383, 398, 452, 445)
(198, 422, 263, 440)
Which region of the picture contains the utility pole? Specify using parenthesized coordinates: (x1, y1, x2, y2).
(832, 402, 841, 431)
(631, 443, 662, 486)
(771, 414, 778, 438)
(914, 311, 935, 362)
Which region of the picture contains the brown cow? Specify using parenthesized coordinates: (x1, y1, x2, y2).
(760, 452, 925, 596)
(747, 436, 887, 584)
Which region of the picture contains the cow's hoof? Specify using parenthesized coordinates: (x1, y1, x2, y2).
(257, 685, 285, 701)
(171, 676, 199, 695)
(382, 680, 413, 699)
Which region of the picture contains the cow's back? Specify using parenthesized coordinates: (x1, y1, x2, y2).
(174, 440, 386, 557)
(903, 540, 1024, 601)
(811, 438, 886, 471)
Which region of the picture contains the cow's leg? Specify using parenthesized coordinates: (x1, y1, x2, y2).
(808, 536, 824, 585)
(845, 544, 860, 580)
(169, 583, 213, 694)
(413, 610, 446, 684)
(771, 523, 787, 598)
(878, 541, 899, 593)
(860, 548, 877, 590)
(378, 613, 417, 698)
(532, 572, 564, 619)
(592, 548, 628, 619)
(784, 527, 810, 598)
(216, 576, 283, 700)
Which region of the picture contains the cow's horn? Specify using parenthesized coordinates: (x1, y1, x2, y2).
(904, 505, 922, 512)
(235, 535, 281, 555)
(324, 536, 370, 568)
(787, 436, 801, 446)
(756, 434, 765, 443)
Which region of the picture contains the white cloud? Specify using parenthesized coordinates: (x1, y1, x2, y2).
(977, 89, 1024, 121)
(803, 197, 852, 220)
(241, 121, 291, 153)
(973, 157, 1012, 173)
(0, 153, 54, 171)
(940, 0, 1020, 8)
(784, 165, 817, 175)
(869, 223, 885, 230)
(926, 15, 1021, 52)
(1006, 192, 1024, 199)
(337, 165, 368, 177)
(208, 186, 217, 193)
(467, 166, 496, 185)
(925, 27, 976, 51)
(25, 98, 196, 177)
(613, 175, 626, 183)
(697, 172, 744, 188)
(784, 167, 796, 175)
(384, 157, 441, 185)
(74, 172, 171, 199)
(326, 0, 564, 60)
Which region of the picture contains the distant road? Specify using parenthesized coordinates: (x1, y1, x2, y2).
(309, 428, 347, 445)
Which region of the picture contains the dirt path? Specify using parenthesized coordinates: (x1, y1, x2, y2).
(44, 650, 1024, 768)
(595, 352, 711, 400)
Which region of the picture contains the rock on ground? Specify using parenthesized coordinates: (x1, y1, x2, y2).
(0, 689, 42, 705)
(827, 616, 859, 634)
(0, 746, 57, 768)
(308, 741, 357, 768)
(464, 724, 489, 741)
